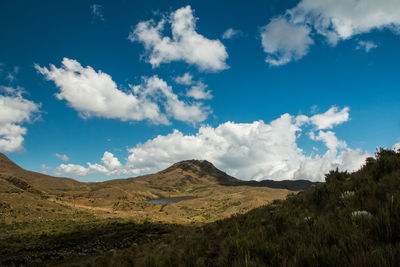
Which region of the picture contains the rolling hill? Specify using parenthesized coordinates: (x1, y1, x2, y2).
(0, 153, 313, 224)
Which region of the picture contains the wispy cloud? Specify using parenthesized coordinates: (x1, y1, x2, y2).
(54, 153, 70, 162)
(222, 28, 242, 39)
(90, 4, 105, 22)
(356, 40, 378, 53)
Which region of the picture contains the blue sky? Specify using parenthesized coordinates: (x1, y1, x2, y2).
(1, 0, 399, 182)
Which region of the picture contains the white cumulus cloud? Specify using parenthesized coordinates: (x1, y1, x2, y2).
(0, 86, 40, 153)
(310, 106, 349, 130)
(35, 58, 209, 124)
(56, 163, 90, 177)
(55, 151, 140, 177)
(54, 106, 369, 182)
(186, 82, 212, 100)
(261, 0, 400, 65)
(101, 151, 122, 170)
(309, 130, 347, 150)
(129, 5, 228, 72)
(132, 75, 210, 124)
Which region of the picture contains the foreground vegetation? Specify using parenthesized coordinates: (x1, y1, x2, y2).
(2, 149, 400, 266)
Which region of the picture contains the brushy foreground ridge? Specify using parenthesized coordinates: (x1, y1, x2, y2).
(1, 149, 400, 266)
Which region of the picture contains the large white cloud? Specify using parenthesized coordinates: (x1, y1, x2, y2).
(129, 5, 228, 72)
(0, 87, 40, 153)
(35, 58, 209, 124)
(261, 0, 400, 66)
(54, 106, 370, 182)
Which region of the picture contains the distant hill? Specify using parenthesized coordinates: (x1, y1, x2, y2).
(241, 179, 318, 191)
(136, 159, 318, 191)
(0, 153, 309, 224)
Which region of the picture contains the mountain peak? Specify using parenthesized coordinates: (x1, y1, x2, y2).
(154, 159, 242, 187)
(158, 159, 218, 175)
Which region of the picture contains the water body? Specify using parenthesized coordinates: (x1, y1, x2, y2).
(147, 196, 194, 205)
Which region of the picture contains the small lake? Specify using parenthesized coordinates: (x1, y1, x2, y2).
(147, 196, 194, 205)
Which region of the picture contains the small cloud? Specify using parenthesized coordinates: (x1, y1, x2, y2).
(222, 28, 241, 39)
(41, 164, 52, 170)
(175, 73, 212, 99)
(310, 105, 319, 114)
(55, 153, 70, 162)
(0, 85, 25, 95)
(5, 66, 19, 82)
(90, 4, 105, 22)
(356, 40, 378, 53)
(310, 106, 350, 130)
(186, 82, 212, 100)
(175, 73, 193, 85)
(393, 142, 400, 152)
(261, 17, 313, 66)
